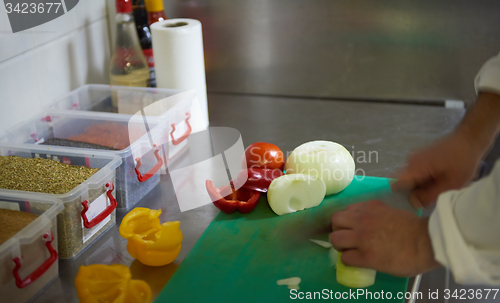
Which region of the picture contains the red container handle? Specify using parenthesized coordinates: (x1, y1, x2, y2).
(134, 144, 163, 182)
(81, 183, 117, 228)
(13, 231, 58, 289)
(170, 112, 192, 146)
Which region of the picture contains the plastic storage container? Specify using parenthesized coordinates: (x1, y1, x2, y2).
(0, 145, 121, 259)
(0, 111, 168, 210)
(0, 192, 63, 302)
(47, 84, 193, 163)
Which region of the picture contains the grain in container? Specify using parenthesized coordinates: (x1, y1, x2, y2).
(0, 192, 63, 302)
(0, 110, 168, 210)
(47, 84, 195, 164)
(0, 145, 121, 259)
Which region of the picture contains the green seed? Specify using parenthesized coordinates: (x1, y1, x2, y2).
(0, 156, 99, 194)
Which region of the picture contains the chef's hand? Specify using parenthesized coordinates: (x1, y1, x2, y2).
(330, 200, 441, 277)
(391, 131, 481, 208)
(392, 92, 500, 208)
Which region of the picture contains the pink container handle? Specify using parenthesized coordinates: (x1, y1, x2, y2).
(13, 231, 58, 289)
(81, 183, 117, 228)
(170, 112, 192, 145)
(134, 144, 163, 182)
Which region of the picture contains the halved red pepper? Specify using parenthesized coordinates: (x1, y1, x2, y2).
(235, 168, 284, 193)
(206, 180, 261, 214)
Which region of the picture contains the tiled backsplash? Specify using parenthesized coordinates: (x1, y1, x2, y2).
(0, 0, 111, 133)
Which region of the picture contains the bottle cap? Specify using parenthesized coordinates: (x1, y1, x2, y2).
(145, 0, 164, 12)
(116, 0, 132, 13)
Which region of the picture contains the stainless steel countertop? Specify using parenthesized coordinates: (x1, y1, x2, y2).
(34, 93, 465, 302)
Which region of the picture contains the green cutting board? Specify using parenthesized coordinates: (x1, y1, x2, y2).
(156, 176, 410, 302)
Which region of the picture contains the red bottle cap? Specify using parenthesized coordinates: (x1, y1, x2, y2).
(116, 0, 132, 13)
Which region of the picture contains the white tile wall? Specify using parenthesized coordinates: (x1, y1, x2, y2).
(0, 0, 111, 133)
(77, 0, 108, 25)
(0, 52, 42, 131)
(0, 3, 35, 62)
(33, 18, 111, 108)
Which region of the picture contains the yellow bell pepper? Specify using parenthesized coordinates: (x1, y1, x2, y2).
(74, 264, 152, 303)
(119, 207, 183, 266)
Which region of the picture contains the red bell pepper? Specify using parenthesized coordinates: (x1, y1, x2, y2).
(206, 180, 261, 214)
(234, 168, 284, 193)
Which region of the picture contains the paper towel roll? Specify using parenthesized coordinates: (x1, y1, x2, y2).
(151, 19, 209, 133)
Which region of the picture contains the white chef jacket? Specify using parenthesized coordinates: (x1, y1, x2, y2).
(429, 52, 500, 285)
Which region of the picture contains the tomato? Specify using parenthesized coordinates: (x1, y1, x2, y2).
(242, 142, 285, 170)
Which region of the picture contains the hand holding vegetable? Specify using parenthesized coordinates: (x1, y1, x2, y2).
(393, 92, 500, 208)
(330, 200, 440, 277)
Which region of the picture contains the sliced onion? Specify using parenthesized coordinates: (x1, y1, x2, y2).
(267, 174, 326, 216)
(336, 252, 376, 288)
(277, 277, 301, 290)
(285, 141, 355, 195)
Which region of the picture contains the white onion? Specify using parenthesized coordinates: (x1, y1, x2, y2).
(285, 141, 355, 195)
(277, 277, 301, 290)
(336, 252, 376, 288)
(277, 277, 301, 285)
(267, 174, 326, 216)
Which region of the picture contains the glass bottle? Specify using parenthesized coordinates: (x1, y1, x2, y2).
(132, 0, 155, 87)
(145, 0, 167, 26)
(109, 0, 150, 93)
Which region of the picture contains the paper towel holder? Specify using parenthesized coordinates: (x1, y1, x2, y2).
(164, 22, 188, 28)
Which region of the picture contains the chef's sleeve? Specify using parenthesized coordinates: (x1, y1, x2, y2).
(475, 52, 500, 96)
(429, 52, 500, 285)
(429, 159, 500, 285)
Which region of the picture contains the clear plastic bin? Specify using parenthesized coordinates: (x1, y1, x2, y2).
(47, 84, 193, 164)
(0, 145, 122, 259)
(0, 192, 63, 303)
(0, 111, 168, 210)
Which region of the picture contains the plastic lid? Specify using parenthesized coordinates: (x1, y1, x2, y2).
(116, 0, 132, 13)
(145, 0, 164, 12)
